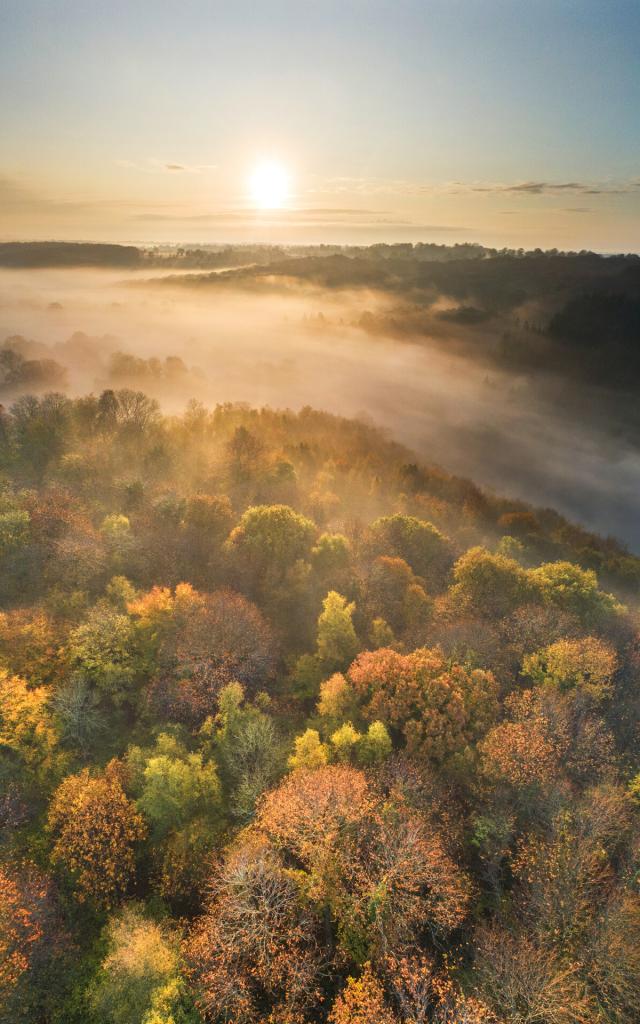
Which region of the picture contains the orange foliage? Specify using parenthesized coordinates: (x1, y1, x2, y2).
(0, 868, 40, 997)
(173, 588, 276, 697)
(347, 647, 498, 764)
(0, 864, 57, 1000)
(185, 837, 323, 1023)
(479, 719, 558, 789)
(0, 670, 62, 785)
(333, 803, 472, 958)
(389, 953, 497, 1024)
(258, 766, 471, 960)
(328, 963, 397, 1024)
(48, 763, 146, 907)
(472, 923, 596, 1024)
(258, 765, 372, 886)
(510, 785, 634, 951)
(0, 609, 65, 686)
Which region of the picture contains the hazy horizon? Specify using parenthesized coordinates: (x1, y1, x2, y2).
(2, 1, 640, 249)
(3, 238, 640, 257)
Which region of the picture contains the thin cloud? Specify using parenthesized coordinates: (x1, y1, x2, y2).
(133, 207, 393, 223)
(129, 208, 468, 234)
(116, 158, 217, 174)
(309, 176, 435, 197)
(467, 179, 635, 196)
(310, 174, 640, 200)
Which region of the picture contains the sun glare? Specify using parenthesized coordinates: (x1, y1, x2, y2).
(249, 160, 291, 209)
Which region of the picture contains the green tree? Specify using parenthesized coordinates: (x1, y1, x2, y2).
(50, 677, 106, 755)
(225, 503, 316, 584)
(89, 905, 197, 1024)
(311, 532, 352, 581)
(317, 673, 360, 732)
(357, 721, 392, 765)
(100, 514, 133, 572)
(0, 505, 30, 559)
(371, 513, 452, 585)
(366, 555, 432, 638)
(330, 722, 361, 762)
(128, 733, 222, 839)
(450, 546, 533, 619)
(288, 728, 329, 771)
(528, 561, 624, 627)
(316, 591, 359, 673)
(212, 683, 283, 822)
(68, 604, 141, 704)
(523, 635, 617, 703)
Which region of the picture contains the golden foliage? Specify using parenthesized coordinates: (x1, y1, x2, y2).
(329, 963, 396, 1024)
(347, 647, 498, 764)
(48, 764, 147, 907)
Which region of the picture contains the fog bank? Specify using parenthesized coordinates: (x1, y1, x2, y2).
(1, 267, 638, 550)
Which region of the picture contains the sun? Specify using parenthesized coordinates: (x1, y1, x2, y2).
(249, 160, 291, 209)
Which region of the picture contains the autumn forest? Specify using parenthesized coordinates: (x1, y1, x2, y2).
(1, 385, 640, 1024)
(3, 2, 640, 1021)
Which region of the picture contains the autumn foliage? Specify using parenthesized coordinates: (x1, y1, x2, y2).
(0, 397, 639, 1022)
(347, 647, 498, 764)
(48, 763, 147, 906)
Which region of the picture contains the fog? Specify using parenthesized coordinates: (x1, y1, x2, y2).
(1, 266, 639, 551)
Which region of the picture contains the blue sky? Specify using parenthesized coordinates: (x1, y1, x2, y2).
(1, 0, 639, 247)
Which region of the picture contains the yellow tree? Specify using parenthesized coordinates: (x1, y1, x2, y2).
(329, 964, 397, 1024)
(48, 763, 146, 907)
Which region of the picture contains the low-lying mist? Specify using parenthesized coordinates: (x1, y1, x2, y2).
(1, 266, 639, 550)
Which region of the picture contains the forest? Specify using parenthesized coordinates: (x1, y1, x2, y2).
(1, 388, 640, 1023)
(159, 245, 640, 391)
(3, 242, 640, 549)
(4, 241, 640, 391)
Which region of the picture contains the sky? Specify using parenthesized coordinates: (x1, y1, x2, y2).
(1, 0, 639, 249)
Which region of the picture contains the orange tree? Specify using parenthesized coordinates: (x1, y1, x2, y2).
(47, 762, 146, 907)
(347, 647, 498, 766)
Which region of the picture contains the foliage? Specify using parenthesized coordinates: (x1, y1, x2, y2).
(0, 669, 63, 790)
(289, 728, 329, 771)
(347, 647, 499, 765)
(316, 591, 359, 672)
(370, 514, 452, 586)
(129, 733, 222, 838)
(0, 864, 58, 1005)
(172, 589, 277, 699)
(68, 604, 141, 704)
(89, 905, 197, 1024)
(48, 764, 147, 907)
(529, 560, 624, 627)
(523, 635, 617, 702)
(328, 964, 396, 1024)
(0, 392, 638, 1022)
(185, 838, 323, 1023)
(211, 682, 283, 822)
(450, 546, 533, 619)
(226, 503, 316, 582)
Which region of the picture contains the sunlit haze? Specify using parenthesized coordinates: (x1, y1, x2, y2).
(1, 0, 639, 248)
(249, 161, 291, 210)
